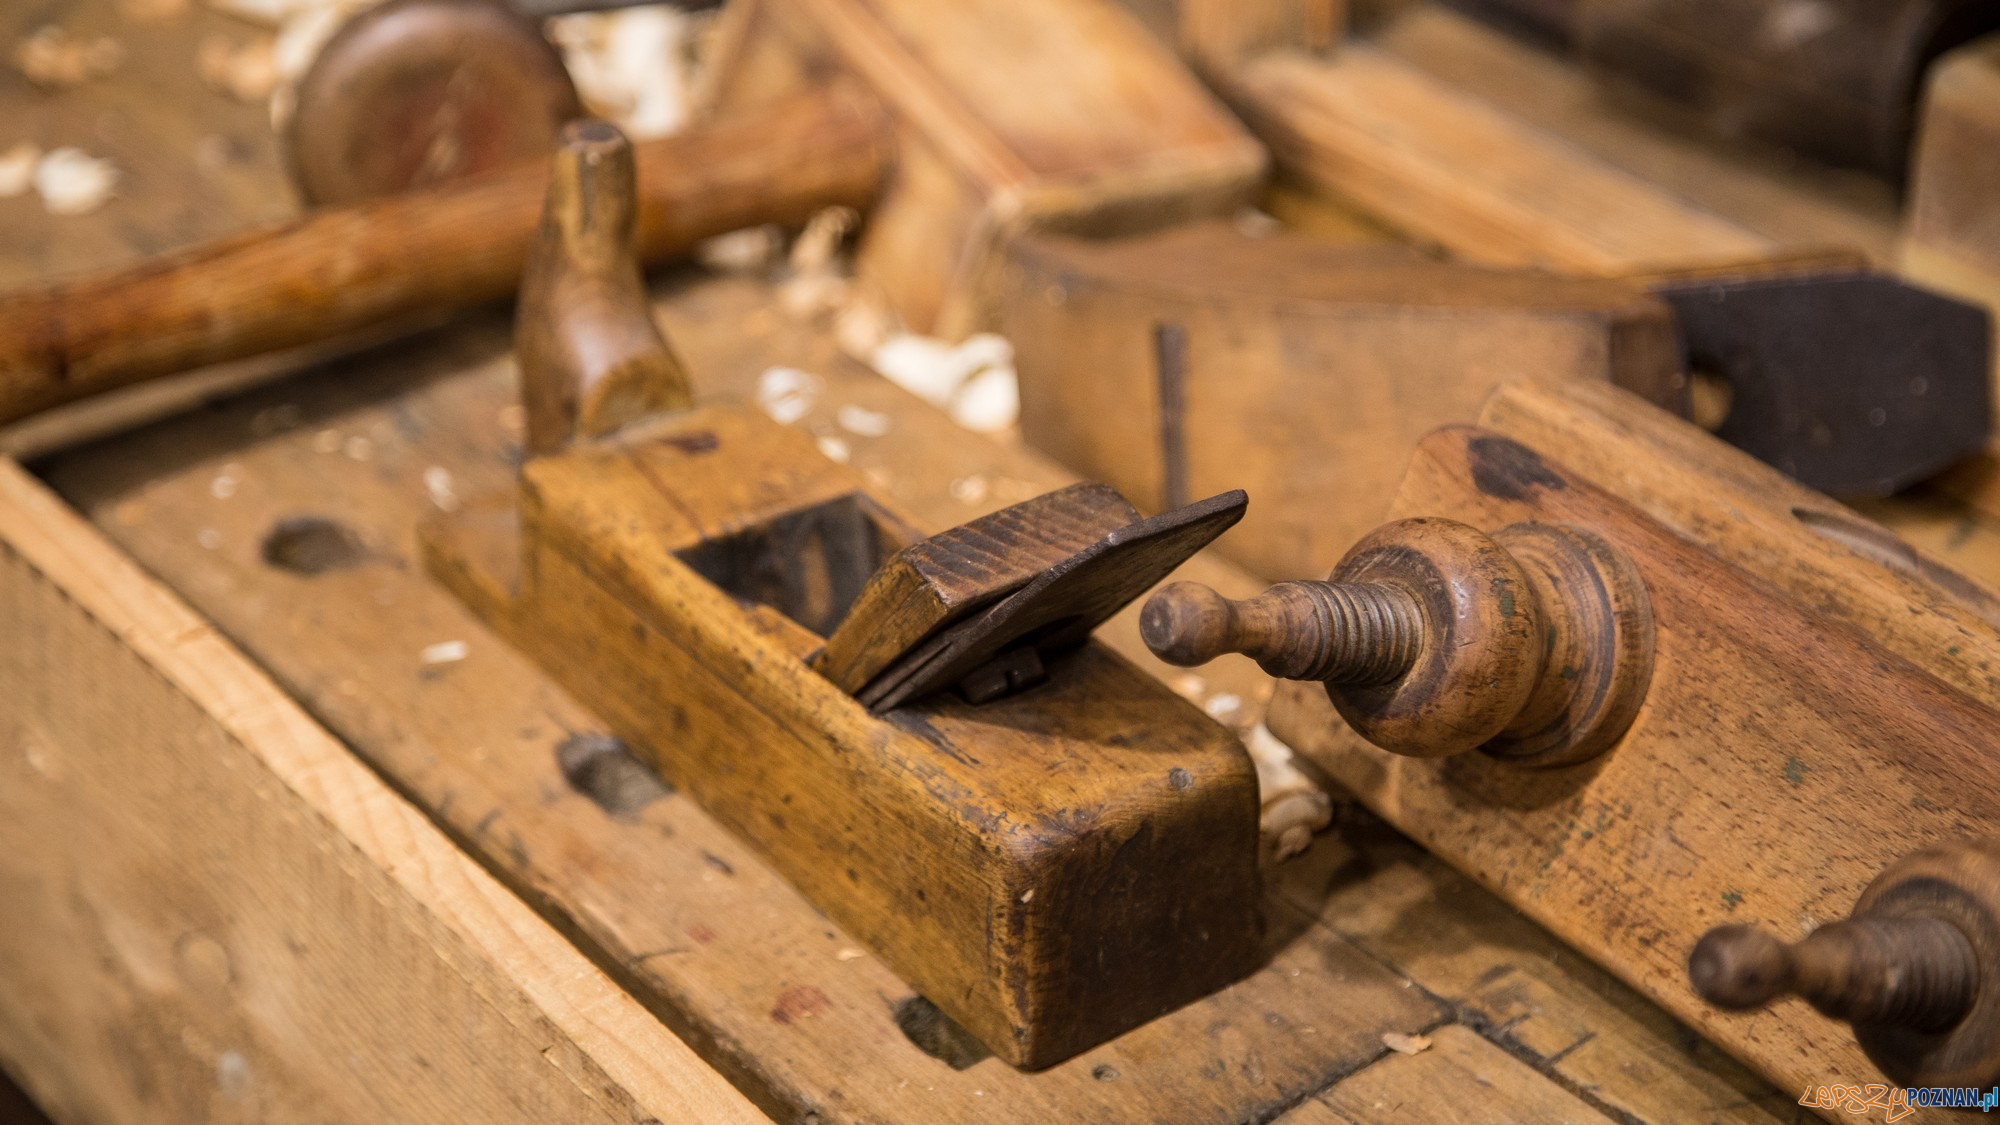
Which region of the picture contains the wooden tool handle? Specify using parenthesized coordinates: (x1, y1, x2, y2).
(1691, 918, 1978, 1031)
(0, 86, 889, 426)
(517, 120, 694, 455)
(1144, 517, 1653, 765)
(1689, 838, 2000, 1087)
(1142, 579, 1422, 683)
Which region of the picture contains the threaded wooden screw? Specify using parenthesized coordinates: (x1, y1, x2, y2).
(1691, 917, 1979, 1032)
(1141, 579, 1424, 684)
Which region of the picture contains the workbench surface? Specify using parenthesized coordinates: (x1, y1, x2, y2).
(14, 2, 1998, 1122)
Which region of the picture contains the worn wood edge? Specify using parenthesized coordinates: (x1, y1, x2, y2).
(0, 455, 764, 1125)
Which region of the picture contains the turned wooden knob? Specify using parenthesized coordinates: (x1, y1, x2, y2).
(288, 0, 581, 206)
(1690, 838, 2000, 1087)
(517, 120, 694, 455)
(1142, 517, 1654, 766)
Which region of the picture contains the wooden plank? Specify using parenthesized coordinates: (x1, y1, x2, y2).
(41, 280, 1444, 1122)
(1222, 42, 1774, 273)
(1309, 1026, 1614, 1124)
(0, 458, 760, 1124)
(1270, 813, 1797, 1123)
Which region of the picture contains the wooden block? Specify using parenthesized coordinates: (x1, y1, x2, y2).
(1310, 1025, 1614, 1124)
(41, 288, 1447, 1120)
(428, 404, 1265, 1068)
(1235, 423, 2000, 1099)
(0, 459, 758, 1125)
(698, 0, 1266, 336)
(1210, 7, 1908, 276)
(1904, 35, 2000, 334)
(1003, 219, 1683, 579)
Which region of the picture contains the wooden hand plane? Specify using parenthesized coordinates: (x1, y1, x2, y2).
(1139, 375, 2000, 1092)
(420, 120, 1265, 1070)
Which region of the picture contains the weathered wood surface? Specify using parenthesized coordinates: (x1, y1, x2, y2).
(699, 0, 1265, 338)
(0, 457, 762, 1124)
(37, 268, 1786, 1121)
(1265, 423, 2000, 1119)
(1003, 219, 1682, 580)
(1212, 5, 1902, 274)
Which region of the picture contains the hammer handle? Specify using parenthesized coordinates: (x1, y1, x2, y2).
(0, 87, 889, 425)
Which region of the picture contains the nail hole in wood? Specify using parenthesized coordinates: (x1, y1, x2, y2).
(556, 733, 673, 818)
(891, 996, 990, 1070)
(260, 515, 368, 575)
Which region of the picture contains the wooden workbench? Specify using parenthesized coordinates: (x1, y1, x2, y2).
(13, 1, 1995, 1122)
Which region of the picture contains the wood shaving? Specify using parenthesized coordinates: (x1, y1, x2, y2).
(33, 148, 118, 215)
(198, 33, 279, 102)
(420, 640, 469, 665)
(548, 5, 699, 141)
(755, 366, 822, 425)
(203, 0, 324, 27)
(1246, 723, 1333, 861)
(948, 364, 1019, 434)
(16, 26, 125, 89)
(0, 143, 40, 198)
(1382, 1031, 1432, 1056)
(835, 404, 892, 438)
(789, 207, 858, 275)
(815, 435, 851, 464)
(695, 225, 780, 275)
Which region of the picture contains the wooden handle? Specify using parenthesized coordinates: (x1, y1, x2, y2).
(1689, 838, 2000, 1087)
(517, 120, 694, 455)
(1141, 579, 1422, 683)
(1691, 919, 1977, 1030)
(0, 85, 889, 425)
(1144, 518, 1654, 765)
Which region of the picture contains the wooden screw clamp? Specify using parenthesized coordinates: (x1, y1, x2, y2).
(1144, 516, 1654, 766)
(1691, 839, 2000, 1088)
(421, 120, 1264, 1069)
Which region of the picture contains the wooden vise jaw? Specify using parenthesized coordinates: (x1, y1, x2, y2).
(422, 119, 1265, 1070)
(1141, 376, 2000, 1093)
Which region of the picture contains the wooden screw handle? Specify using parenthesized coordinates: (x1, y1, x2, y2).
(0, 86, 889, 426)
(1144, 517, 1654, 764)
(1691, 918, 1979, 1031)
(1141, 579, 1422, 683)
(1689, 838, 2000, 1087)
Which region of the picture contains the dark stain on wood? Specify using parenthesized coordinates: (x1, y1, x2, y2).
(260, 515, 369, 575)
(555, 732, 674, 818)
(1467, 436, 1569, 501)
(892, 996, 992, 1070)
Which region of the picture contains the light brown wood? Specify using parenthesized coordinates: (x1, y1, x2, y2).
(1309, 1025, 1615, 1124)
(1004, 220, 1683, 580)
(45, 283, 1452, 1121)
(427, 402, 1265, 1069)
(0, 87, 887, 426)
(813, 483, 1138, 694)
(1259, 422, 2000, 1106)
(516, 120, 694, 455)
(0, 458, 760, 1125)
(1690, 839, 2000, 1089)
(698, 0, 1266, 336)
(1477, 378, 2000, 713)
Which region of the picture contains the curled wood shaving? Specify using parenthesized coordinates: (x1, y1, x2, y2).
(16, 26, 125, 89)
(1382, 1031, 1432, 1056)
(33, 148, 119, 215)
(547, 6, 700, 142)
(1246, 722, 1333, 861)
(198, 33, 279, 102)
